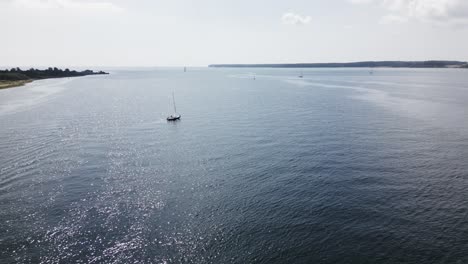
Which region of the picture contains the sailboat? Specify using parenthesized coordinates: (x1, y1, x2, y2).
(167, 92, 181, 121)
(299, 70, 303, 78)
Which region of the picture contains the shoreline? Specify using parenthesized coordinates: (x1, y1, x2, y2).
(0, 68, 109, 91)
(0, 80, 33, 90)
(209, 60, 468, 68)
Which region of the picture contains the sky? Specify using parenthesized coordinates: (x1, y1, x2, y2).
(1, 0, 468, 67)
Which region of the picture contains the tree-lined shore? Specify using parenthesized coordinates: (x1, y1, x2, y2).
(0, 67, 109, 89)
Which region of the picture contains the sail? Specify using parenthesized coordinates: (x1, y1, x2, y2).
(172, 92, 177, 114)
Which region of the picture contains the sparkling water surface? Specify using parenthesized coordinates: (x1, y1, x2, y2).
(1, 68, 467, 263)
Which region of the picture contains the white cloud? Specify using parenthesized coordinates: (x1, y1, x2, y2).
(379, 14, 408, 24)
(12, 0, 123, 12)
(349, 0, 468, 25)
(281, 12, 311, 25)
(348, 0, 374, 4)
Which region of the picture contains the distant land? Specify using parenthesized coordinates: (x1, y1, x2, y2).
(0, 67, 108, 89)
(209, 61, 468, 68)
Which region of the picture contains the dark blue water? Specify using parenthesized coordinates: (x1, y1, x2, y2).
(1, 68, 468, 263)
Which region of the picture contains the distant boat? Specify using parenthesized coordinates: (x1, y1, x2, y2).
(167, 92, 181, 121)
(299, 71, 303, 78)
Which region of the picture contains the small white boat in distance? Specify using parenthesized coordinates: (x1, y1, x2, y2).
(167, 92, 181, 121)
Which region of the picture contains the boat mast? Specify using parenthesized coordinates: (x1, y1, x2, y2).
(172, 92, 177, 114)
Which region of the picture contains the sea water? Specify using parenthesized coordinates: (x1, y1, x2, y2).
(1, 68, 467, 263)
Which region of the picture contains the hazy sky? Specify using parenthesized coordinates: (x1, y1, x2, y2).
(1, 0, 468, 67)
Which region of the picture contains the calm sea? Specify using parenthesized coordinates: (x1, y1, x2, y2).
(1, 68, 467, 263)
